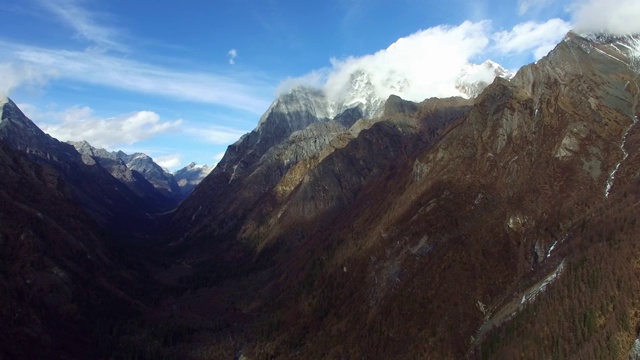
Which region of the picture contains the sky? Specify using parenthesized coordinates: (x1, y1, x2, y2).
(1, 0, 639, 171)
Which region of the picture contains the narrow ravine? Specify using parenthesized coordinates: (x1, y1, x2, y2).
(470, 260, 566, 353)
(604, 117, 637, 198)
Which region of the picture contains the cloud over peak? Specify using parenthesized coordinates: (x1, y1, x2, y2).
(278, 19, 570, 104)
(572, 0, 640, 35)
(323, 21, 492, 102)
(493, 19, 572, 60)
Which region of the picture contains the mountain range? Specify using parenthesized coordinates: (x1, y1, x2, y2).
(2, 32, 640, 359)
(69, 140, 211, 203)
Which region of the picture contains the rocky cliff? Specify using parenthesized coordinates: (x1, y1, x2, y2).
(173, 162, 212, 197)
(70, 140, 179, 210)
(162, 32, 640, 359)
(0, 140, 154, 359)
(0, 100, 160, 239)
(5, 31, 640, 359)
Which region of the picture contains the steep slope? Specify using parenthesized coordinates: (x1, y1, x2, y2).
(169, 60, 511, 247)
(0, 140, 154, 359)
(173, 162, 212, 197)
(0, 100, 158, 239)
(117, 151, 182, 200)
(238, 31, 640, 358)
(68, 141, 181, 211)
(5, 30, 640, 360)
(456, 60, 514, 98)
(160, 32, 640, 359)
(168, 87, 338, 247)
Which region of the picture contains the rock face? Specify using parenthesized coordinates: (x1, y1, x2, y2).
(70, 140, 181, 208)
(0, 100, 158, 238)
(162, 32, 640, 359)
(0, 140, 149, 359)
(173, 162, 212, 197)
(455, 59, 514, 98)
(6, 31, 640, 359)
(169, 87, 341, 244)
(116, 151, 182, 199)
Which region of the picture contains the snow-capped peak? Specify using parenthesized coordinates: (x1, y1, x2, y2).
(265, 59, 511, 130)
(331, 69, 386, 119)
(455, 60, 514, 98)
(133, 153, 150, 160)
(185, 162, 209, 171)
(570, 32, 640, 71)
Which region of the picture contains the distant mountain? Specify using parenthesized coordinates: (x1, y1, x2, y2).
(69, 140, 180, 207)
(455, 59, 514, 98)
(116, 151, 182, 199)
(7, 30, 640, 360)
(173, 162, 212, 196)
(0, 99, 160, 238)
(168, 58, 510, 247)
(0, 115, 154, 360)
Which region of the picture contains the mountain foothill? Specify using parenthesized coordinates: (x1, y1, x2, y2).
(2, 32, 640, 359)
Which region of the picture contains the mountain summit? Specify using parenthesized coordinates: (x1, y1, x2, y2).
(165, 31, 640, 358)
(7, 31, 640, 359)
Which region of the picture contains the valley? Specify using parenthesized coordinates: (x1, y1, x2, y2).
(2, 32, 640, 360)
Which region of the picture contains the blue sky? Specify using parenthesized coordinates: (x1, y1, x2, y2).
(0, 0, 638, 170)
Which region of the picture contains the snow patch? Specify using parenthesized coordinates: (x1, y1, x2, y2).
(520, 260, 565, 306)
(133, 153, 150, 160)
(604, 117, 637, 198)
(630, 336, 640, 360)
(455, 60, 514, 98)
(546, 240, 558, 258)
(229, 163, 240, 184)
(593, 47, 626, 64)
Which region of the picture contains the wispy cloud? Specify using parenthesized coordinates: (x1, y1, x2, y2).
(33, 105, 182, 149)
(213, 152, 225, 162)
(517, 0, 555, 15)
(228, 49, 237, 65)
(186, 125, 247, 145)
(493, 19, 571, 59)
(212, 152, 225, 167)
(0, 0, 273, 114)
(0, 42, 272, 114)
(276, 69, 328, 94)
(155, 153, 183, 170)
(37, 0, 125, 52)
(0, 62, 53, 98)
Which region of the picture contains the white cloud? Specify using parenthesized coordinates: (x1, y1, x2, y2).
(155, 153, 182, 170)
(228, 49, 237, 65)
(213, 152, 225, 162)
(35, 106, 182, 149)
(0, 63, 54, 98)
(275, 19, 578, 104)
(276, 69, 328, 94)
(493, 19, 572, 60)
(517, 0, 555, 15)
(324, 21, 493, 102)
(0, 43, 272, 114)
(282, 21, 492, 103)
(37, 0, 125, 52)
(186, 125, 246, 145)
(571, 0, 640, 35)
